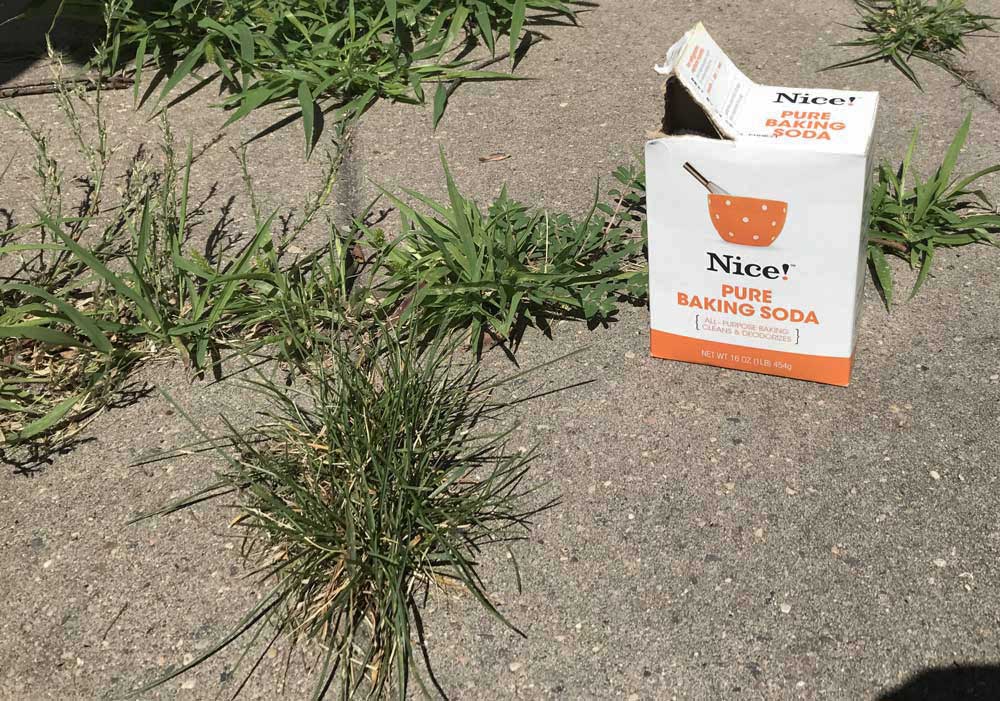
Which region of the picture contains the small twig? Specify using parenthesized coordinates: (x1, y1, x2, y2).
(870, 237, 909, 253)
(602, 172, 645, 237)
(444, 33, 547, 99)
(101, 602, 129, 641)
(0, 75, 132, 99)
(601, 193, 627, 237)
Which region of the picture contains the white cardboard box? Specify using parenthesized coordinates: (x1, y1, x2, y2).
(646, 23, 879, 386)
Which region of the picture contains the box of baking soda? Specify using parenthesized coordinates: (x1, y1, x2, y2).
(646, 23, 879, 386)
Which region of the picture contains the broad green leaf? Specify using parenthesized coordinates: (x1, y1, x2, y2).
(910, 245, 934, 298)
(237, 23, 255, 67)
(0, 398, 32, 413)
(298, 82, 316, 159)
(936, 112, 972, 197)
(868, 244, 894, 308)
(0, 325, 85, 348)
(888, 51, 921, 89)
(900, 127, 918, 191)
(473, 2, 495, 55)
(0, 243, 65, 255)
(44, 215, 164, 328)
(17, 393, 83, 440)
(221, 86, 276, 128)
(155, 38, 208, 108)
(432, 82, 449, 129)
(510, 0, 526, 57)
(440, 5, 470, 58)
(949, 164, 1000, 196)
(132, 35, 148, 104)
(1, 283, 112, 353)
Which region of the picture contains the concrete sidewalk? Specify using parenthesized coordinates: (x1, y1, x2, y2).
(2, 1, 1000, 699)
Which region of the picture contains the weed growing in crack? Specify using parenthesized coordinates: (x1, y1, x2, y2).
(0, 77, 645, 464)
(376, 152, 647, 355)
(94, 0, 582, 153)
(826, 0, 997, 89)
(129, 326, 555, 699)
(867, 112, 1000, 305)
(0, 84, 359, 465)
(1, 89, 141, 464)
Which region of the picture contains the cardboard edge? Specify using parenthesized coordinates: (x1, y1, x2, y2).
(653, 23, 741, 141)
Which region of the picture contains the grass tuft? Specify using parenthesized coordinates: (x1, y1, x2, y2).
(129, 325, 553, 699)
(97, 0, 581, 154)
(1, 88, 139, 464)
(376, 153, 647, 355)
(867, 112, 1000, 306)
(1, 80, 646, 463)
(0, 83, 358, 466)
(825, 0, 997, 88)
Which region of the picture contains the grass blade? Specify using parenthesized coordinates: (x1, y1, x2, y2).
(510, 0, 527, 57)
(298, 81, 316, 159)
(432, 81, 449, 129)
(16, 393, 84, 441)
(868, 244, 894, 308)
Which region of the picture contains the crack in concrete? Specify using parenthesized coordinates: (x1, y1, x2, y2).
(961, 74, 1000, 112)
(946, 58, 1000, 112)
(332, 122, 364, 229)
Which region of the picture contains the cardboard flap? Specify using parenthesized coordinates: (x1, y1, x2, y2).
(655, 23, 879, 154)
(655, 23, 753, 140)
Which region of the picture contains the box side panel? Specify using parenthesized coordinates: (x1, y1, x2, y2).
(645, 137, 682, 338)
(852, 134, 880, 354)
(646, 138, 866, 385)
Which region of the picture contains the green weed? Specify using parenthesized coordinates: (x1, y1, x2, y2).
(867, 112, 1000, 305)
(0, 84, 645, 462)
(0, 87, 359, 465)
(377, 153, 647, 355)
(0, 90, 140, 463)
(129, 326, 553, 699)
(98, 0, 580, 154)
(825, 0, 996, 88)
(581, 144, 998, 311)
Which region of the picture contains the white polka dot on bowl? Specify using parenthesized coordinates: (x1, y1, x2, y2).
(742, 216, 750, 223)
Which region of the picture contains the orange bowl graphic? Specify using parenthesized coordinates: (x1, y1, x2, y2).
(707, 194, 788, 247)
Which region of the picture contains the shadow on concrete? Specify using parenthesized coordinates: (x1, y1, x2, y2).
(0, 3, 103, 85)
(876, 665, 1000, 701)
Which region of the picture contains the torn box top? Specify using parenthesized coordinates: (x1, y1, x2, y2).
(655, 23, 878, 154)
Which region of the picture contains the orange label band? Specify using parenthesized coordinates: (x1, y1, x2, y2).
(650, 329, 853, 386)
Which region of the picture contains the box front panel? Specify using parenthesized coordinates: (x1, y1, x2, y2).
(645, 138, 866, 385)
